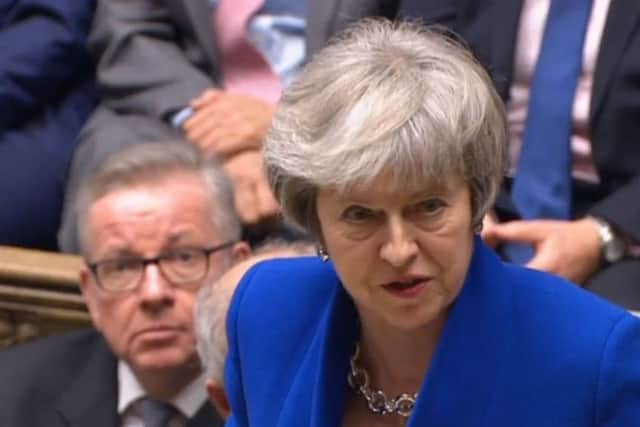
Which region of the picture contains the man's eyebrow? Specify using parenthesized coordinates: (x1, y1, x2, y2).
(167, 233, 189, 243)
(96, 247, 138, 260)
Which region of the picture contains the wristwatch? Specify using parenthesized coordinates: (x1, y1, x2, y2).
(589, 216, 628, 264)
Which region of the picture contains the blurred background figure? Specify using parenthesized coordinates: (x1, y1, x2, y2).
(195, 239, 313, 419)
(224, 20, 640, 426)
(59, 0, 397, 253)
(399, 0, 640, 308)
(0, 0, 96, 250)
(0, 142, 249, 427)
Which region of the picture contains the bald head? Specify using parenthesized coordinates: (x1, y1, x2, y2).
(195, 241, 314, 383)
(194, 241, 313, 418)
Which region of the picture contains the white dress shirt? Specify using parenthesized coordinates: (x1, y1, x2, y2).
(117, 360, 208, 427)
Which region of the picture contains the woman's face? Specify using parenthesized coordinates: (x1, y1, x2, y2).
(316, 172, 475, 332)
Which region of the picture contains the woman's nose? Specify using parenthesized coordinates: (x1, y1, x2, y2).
(379, 217, 418, 268)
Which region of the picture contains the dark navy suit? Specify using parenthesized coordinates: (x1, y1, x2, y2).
(225, 238, 640, 426)
(0, 329, 224, 427)
(0, 0, 96, 249)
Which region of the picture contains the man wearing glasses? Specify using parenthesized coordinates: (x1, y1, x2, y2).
(0, 142, 249, 427)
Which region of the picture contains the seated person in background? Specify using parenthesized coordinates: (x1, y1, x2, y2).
(0, 0, 96, 250)
(398, 0, 640, 308)
(58, 0, 325, 252)
(0, 142, 249, 427)
(194, 239, 314, 419)
(224, 20, 640, 426)
(306, 0, 400, 57)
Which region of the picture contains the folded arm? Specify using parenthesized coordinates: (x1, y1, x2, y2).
(0, 0, 94, 129)
(90, 0, 215, 119)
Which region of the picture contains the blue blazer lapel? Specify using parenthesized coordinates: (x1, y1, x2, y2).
(308, 284, 359, 427)
(274, 268, 358, 427)
(408, 238, 512, 426)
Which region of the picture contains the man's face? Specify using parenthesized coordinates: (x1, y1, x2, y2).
(80, 173, 233, 375)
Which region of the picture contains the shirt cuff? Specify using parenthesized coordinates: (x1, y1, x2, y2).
(170, 107, 195, 129)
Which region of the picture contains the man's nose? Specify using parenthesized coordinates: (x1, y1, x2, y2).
(138, 264, 174, 309)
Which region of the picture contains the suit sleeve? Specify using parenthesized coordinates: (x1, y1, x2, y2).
(0, 0, 95, 129)
(397, 0, 460, 28)
(595, 313, 640, 425)
(589, 176, 640, 244)
(90, 0, 215, 121)
(306, 0, 400, 57)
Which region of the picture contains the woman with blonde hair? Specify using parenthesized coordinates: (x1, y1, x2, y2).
(223, 19, 640, 426)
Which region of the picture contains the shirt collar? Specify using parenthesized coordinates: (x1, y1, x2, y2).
(117, 360, 208, 418)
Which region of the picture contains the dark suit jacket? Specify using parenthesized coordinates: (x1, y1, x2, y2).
(0, 0, 96, 249)
(0, 0, 95, 131)
(0, 329, 223, 427)
(225, 238, 640, 426)
(306, 0, 400, 57)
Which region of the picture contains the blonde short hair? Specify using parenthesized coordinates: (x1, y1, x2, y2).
(264, 19, 508, 236)
(195, 239, 314, 382)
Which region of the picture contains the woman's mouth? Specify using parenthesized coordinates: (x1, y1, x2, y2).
(382, 278, 430, 298)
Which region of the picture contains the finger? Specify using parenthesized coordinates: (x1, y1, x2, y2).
(185, 114, 229, 145)
(255, 179, 279, 219)
(195, 123, 250, 158)
(210, 124, 259, 157)
(184, 102, 225, 132)
(191, 88, 223, 108)
(190, 102, 241, 133)
(184, 108, 240, 146)
(183, 109, 210, 136)
(525, 245, 555, 273)
(480, 225, 501, 249)
(204, 121, 263, 158)
(488, 220, 545, 245)
(235, 184, 260, 224)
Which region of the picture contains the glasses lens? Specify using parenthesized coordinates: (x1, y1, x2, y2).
(160, 249, 207, 286)
(96, 258, 142, 292)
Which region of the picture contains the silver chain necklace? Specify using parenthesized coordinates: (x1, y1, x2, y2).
(347, 343, 418, 418)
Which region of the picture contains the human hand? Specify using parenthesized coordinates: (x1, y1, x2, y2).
(480, 211, 500, 248)
(483, 218, 602, 284)
(182, 89, 275, 157)
(223, 150, 279, 225)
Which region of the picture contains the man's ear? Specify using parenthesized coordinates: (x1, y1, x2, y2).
(231, 241, 250, 264)
(79, 267, 102, 332)
(206, 379, 231, 419)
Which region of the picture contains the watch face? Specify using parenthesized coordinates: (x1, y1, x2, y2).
(605, 237, 627, 263)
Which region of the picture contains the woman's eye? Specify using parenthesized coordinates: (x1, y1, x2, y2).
(341, 206, 374, 222)
(414, 199, 445, 215)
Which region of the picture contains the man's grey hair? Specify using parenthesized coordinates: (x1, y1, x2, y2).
(76, 141, 241, 258)
(264, 19, 508, 236)
(195, 239, 314, 383)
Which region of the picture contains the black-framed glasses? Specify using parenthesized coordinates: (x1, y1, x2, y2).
(87, 241, 236, 293)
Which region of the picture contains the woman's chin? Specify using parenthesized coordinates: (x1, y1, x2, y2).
(377, 302, 449, 333)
